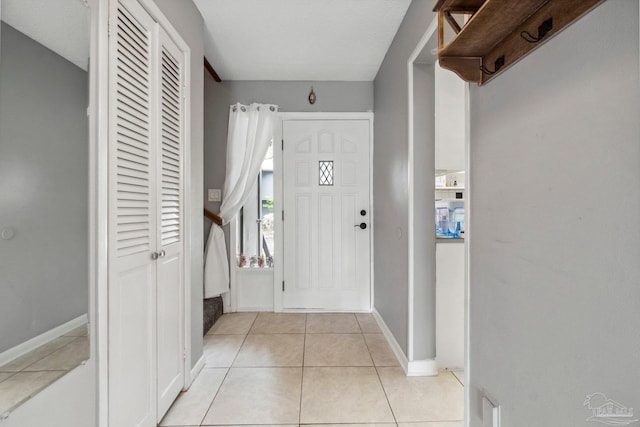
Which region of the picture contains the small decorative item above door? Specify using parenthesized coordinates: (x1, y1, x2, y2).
(308, 86, 316, 104)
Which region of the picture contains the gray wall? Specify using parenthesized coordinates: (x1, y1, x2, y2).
(373, 0, 436, 356)
(153, 0, 205, 369)
(469, 2, 640, 425)
(411, 63, 436, 360)
(0, 22, 88, 352)
(203, 79, 373, 237)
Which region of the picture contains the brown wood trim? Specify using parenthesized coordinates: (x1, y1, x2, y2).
(204, 57, 222, 82)
(204, 208, 223, 226)
(433, 0, 486, 13)
(439, 56, 483, 83)
(435, 0, 606, 84)
(444, 11, 462, 34)
(438, 12, 445, 51)
(479, 0, 605, 85)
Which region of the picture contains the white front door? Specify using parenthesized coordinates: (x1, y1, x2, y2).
(283, 119, 371, 310)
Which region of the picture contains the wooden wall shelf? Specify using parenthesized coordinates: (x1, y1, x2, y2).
(433, 0, 606, 85)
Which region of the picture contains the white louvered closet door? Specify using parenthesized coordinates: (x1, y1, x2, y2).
(108, 0, 186, 426)
(155, 27, 186, 420)
(108, 0, 158, 426)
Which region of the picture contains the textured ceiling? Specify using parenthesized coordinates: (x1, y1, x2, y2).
(1, 0, 90, 70)
(193, 0, 412, 81)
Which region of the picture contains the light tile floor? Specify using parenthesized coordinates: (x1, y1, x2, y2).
(160, 313, 463, 427)
(0, 323, 89, 414)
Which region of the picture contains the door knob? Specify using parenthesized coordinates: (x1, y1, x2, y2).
(360, 210, 367, 216)
(151, 252, 159, 260)
(354, 223, 367, 230)
(159, 250, 166, 258)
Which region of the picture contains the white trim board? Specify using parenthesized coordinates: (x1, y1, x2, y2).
(0, 314, 88, 367)
(463, 48, 472, 427)
(185, 354, 205, 390)
(406, 16, 438, 362)
(372, 308, 437, 377)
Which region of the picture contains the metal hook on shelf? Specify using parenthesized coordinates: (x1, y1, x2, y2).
(520, 18, 553, 43)
(480, 55, 505, 76)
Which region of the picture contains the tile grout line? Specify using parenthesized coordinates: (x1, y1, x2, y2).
(0, 335, 82, 374)
(449, 369, 464, 387)
(360, 319, 399, 423)
(374, 364, 399, 425)
(298, 313, 307, 425)
(196, 365, 230, 427)
(364, 333, 398, 425)
(198, 312, 400, 426)
(196, 312, 259, 427)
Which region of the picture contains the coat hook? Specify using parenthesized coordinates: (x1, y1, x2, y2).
(521, 18, 553, 43)
(480, 55, 505, 75)
(308, 87, 316, 105)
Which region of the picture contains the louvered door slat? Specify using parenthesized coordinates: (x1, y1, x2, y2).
(117, 92, 149, 121)
(115, 4, 152, 257)
(117, 61, 149, 89)
(118, 172, 149, 187)
(161, 84, 180, 105)
(159, 45, 182, 247)
(117, 140, 147, 157)
(117, 14, 148, 53)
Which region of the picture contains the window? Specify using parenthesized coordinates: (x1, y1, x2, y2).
(238, 143, 274, 267)
(319, 160, 334, 186)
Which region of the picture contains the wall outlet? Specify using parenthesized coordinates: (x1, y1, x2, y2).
(208, 189, 221, 202)
(482, 395, 500, 427)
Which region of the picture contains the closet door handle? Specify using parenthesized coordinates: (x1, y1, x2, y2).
(151, 252, 159, 260)
(159, 250, 166, 258)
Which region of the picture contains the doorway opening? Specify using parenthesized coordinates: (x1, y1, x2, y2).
(407, 12, 469, 408)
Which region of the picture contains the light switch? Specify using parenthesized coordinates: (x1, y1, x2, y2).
(482, 395, 500, 427)
(208, 189, 221, 202)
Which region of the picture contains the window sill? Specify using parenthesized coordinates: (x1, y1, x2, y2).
(235, 266, 274, 272)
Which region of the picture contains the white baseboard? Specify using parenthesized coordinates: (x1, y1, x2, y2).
(185, 354, 205, 390)
(0, 314, 88, 367)
(371, 308, 437, 377)
(406, 358, 438, 376)
(371, 308, 409, 372)
(236, 306, 273, 312)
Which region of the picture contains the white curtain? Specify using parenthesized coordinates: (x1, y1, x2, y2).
(219, 102, 278, 223)
(204, 102, 278, 298)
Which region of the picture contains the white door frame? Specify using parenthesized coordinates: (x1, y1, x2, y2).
(407, 14, 470, 418)
(273, 112, 375, 313)
(95, 1, 193, 426)
(406, 17, 439, 376)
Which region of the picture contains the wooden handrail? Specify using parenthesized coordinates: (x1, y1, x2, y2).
(204, 208, 223, 226)
(204, 57, 222, 82)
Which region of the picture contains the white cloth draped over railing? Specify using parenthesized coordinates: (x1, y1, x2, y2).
(204, 102, 278, 298)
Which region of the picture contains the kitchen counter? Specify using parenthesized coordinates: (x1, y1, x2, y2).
(437, 236, 464, 243)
